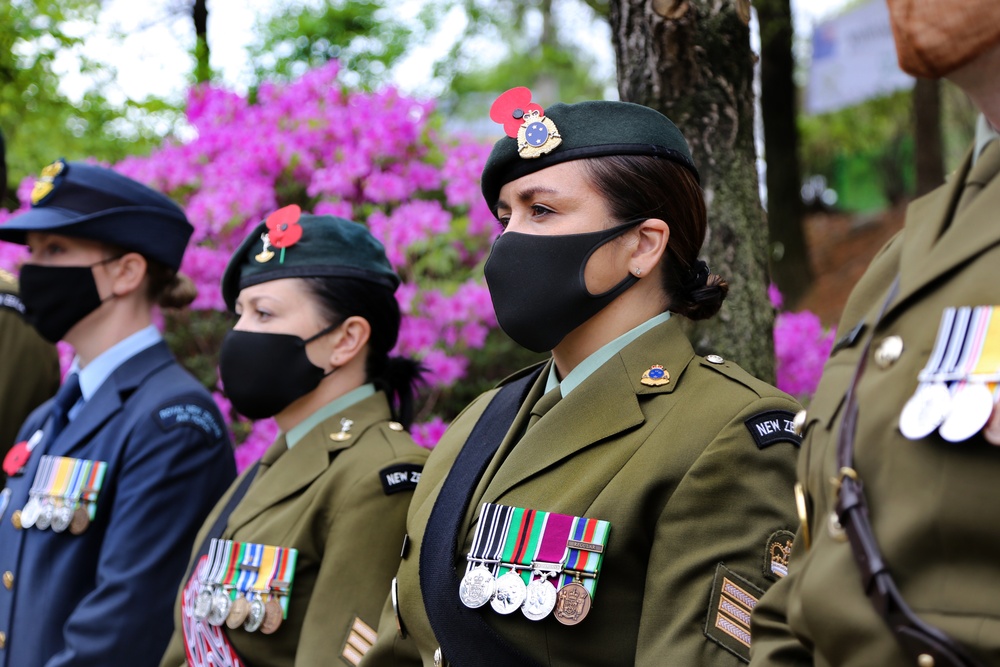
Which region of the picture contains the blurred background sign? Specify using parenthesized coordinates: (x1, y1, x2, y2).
(806, 0, 912, 115)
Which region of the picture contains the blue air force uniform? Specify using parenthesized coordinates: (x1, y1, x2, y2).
(0, 160, 236, 666)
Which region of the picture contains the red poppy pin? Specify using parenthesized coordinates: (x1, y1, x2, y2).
(3, 440, 30, 477)
(489, 87, 562, 159)
(263, 204, 303, 264)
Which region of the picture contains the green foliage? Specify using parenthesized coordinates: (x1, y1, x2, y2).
(0, 0, 178, 204)
(247, 0, 416, 89)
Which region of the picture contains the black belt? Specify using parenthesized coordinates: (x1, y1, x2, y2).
(833, 277, 982, 667)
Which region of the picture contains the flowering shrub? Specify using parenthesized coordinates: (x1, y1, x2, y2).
(0, 63, 836, 469)
(770, 285, 835, 400)
(0, 61, 499, 467)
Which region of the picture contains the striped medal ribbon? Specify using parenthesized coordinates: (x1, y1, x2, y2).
(459, 502, 510, 609)
(554, 515, 611, 625)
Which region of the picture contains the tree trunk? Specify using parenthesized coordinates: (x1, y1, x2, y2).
(608, 0, 775, 383)
(757, 0, 812, 307)
(192, 0, 211, 83)
(914, 77, 943, 196)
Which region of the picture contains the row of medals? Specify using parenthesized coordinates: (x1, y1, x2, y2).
(19, 494, 91, 535)
(899, 306, 1000, 443)
(459, 563, 593, 626)
(193, 586, 284, 635)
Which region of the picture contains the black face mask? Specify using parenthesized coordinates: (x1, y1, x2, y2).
(219, 325, 337, 420)
(483, 220, 643, 353)
(18, 260, 117, 344)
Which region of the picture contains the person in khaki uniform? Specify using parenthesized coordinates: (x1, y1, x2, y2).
(159, 211, 428, 667)
(361, 91, 801, 667)
(750, 3, 1000, 666)
(0, 269, 59, 484)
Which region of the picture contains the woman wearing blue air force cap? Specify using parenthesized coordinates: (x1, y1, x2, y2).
(0, 159, 235, 667)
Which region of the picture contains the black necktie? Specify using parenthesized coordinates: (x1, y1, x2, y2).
(48, 373, 82, 440)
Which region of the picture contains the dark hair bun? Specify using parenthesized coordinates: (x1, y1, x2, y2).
(157, 272, 198, 309)
(675, 273, 729, 321)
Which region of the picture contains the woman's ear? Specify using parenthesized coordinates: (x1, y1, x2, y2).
(107, 252, 147, 297)
(630, 218, 670, 276)
(328, 315, 372, 369)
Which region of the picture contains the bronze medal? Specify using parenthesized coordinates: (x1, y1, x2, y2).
(69, 506, 90, 535)
(260, 597, 283, 634)
(553, 581, 592, 625)
(226, 596, 250, 629)
(984, 399, 1000, 445)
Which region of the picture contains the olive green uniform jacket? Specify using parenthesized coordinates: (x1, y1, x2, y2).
(0, 271, 59, 484)
(750, 147, 1000, 666)
(160, 392, 428, 667)
(362, 317, 801, 667)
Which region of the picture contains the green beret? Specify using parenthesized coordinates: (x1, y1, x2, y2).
(481, 96, 699, 213)
(221, 208, 400, 312)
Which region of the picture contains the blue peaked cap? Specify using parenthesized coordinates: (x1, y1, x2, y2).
(0, 160, 193, 270)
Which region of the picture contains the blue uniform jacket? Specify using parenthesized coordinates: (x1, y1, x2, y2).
(0, 341, 236, 667)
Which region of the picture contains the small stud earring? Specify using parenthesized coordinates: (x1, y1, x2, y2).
(634, 267, 642, 276)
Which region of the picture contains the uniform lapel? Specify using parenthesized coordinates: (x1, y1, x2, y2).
(225, 392, 391, 533)
(482, 317, 694, 503)
(52, 342, 173, 458)
(891, 148, 1000, 317)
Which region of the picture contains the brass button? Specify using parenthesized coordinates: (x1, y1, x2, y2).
(10, 511, 21, 530)
(2, 572, 11, 590)
(706, 354, 725, 364)
(918, 654, 935, 667)
(0, 630, 5, 649)
(388, 421, 404, 431)
(874, 335, 904, 369)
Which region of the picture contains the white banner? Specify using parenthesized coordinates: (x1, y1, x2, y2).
(806, 0, 913, 115)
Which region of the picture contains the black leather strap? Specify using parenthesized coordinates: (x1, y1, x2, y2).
(186, 462, 260, 581)
(834, 278, 983, 667)
(420, 371, 543, 667)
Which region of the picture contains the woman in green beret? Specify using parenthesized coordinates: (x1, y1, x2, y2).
(160, 208, 428, 667)
(361, 89, 801, 667)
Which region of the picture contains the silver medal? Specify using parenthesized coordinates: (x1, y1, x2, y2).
(244, 596, 265, 632)
(940, 382, 995, 443)
(20, 496, 41, 529)
(521, 576, 557, 621)
(35, 499, 54, 530)
(899, 383, 952, 440)
(458, 565, 495, 609)
(207, 588, 232, 626)
(490, 570, 527, 614)
(193, 589, 213, 621)
(51, 503, 73, 533)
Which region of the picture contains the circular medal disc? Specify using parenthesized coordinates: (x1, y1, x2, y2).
(521, 578, 557, 621)
(489, 570, 527, 615)
(35, 501, 54, 531)
(20, 497, 40, 529)
(193, 590, 213, 621)
(51, 504, 73, 533)
(939, 383, 995, 443)
(458, 565, 495, 609)
(260, 597, 283, 635)
(226, 596, 250, 629)
(69, 506, 90, 535)
(244, 597, 265, 633)
(899, 383, 952, 440)
(208, 589, 232, 626)
(553, 582, 592, 626)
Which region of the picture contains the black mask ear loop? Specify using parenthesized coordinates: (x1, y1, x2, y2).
(301, 320, 344, 378)
(91, 254, 128, 305)
(578, 218, 648, 299)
